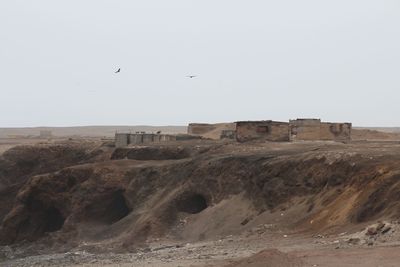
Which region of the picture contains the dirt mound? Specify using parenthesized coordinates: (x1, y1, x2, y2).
(201, 123, 236, 140)
(0, 142, 104, 185)
(189, 123, 236, 140)
(224, 249, 304, 267)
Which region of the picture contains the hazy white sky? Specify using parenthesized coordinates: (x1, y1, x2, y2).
(1, 1, 399, 127)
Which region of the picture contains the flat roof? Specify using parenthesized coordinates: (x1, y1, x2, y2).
(235, 120, 288, 124)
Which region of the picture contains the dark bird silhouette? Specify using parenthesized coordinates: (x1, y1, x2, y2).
(115, 68, 121, 73)
(187, 75, 196, 78)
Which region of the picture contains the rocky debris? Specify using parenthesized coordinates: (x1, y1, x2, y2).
(310, 221, 399, 249)
(0, 236, 253, 267)
(0, 246, 14, 261)
(336, 221, 398, 248)
(347, 238, 361, 245)
(246, 224, 277, 236)
(223, 249, 304, 267)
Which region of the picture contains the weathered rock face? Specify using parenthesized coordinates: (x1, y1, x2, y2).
(3, 140, 400, 258)
(0, 142, 111, 223)
(2, 141, 400, 251)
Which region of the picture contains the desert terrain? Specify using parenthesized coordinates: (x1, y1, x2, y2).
(1, 127, 400, 266)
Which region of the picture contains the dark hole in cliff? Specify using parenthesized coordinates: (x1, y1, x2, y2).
(44, 207, 65, 233)
(177, 194, 208, 214)
(85, 190, 130, 225)
(14, 200, 66, 242)
(106, 191, 130, 224)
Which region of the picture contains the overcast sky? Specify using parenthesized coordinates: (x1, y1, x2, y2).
(1, 1, 399, 127)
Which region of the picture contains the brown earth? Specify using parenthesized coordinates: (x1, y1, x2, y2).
(352, 128, 400, 141)
(223, 249, 304, 267)
(2, 135, 400, 266)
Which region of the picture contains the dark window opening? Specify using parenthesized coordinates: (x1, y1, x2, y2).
(257, 126, 270, 133)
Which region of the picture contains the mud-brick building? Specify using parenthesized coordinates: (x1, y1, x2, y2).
(289, 119, 351, 141)
(235, 121, 290, 142)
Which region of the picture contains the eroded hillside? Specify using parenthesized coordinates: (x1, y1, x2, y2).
(1, 140, 400, 263)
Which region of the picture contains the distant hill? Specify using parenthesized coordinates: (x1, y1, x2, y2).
(354, 127, 400, 133)
(2, 125, 400, 140)
(0, 126, 188, 138)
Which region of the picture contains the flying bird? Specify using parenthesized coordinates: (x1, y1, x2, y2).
(187, 75, 196, 78)
(115, 68, 121, 73)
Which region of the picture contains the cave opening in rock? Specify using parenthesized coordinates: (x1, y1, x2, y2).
(177, 193, 208, 214)
(104, 191, 131, 224)
(84, 190, 131, 225)
(44, 207, 65, 233)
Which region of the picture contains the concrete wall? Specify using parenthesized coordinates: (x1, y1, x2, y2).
(289, 119, 321, 141)
(115, 133, 129, 148)
(320, 122, 352, 141)
(160, 135, 177, 142)
(142, 134, 154, 143)
(236, 121, 290, 142)
(129, 134, 143, 144)
(289, 119, 351, 141)
(115, 133, 178, 147)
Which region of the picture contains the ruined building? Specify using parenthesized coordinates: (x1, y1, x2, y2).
(289, 119, 352, 141)
(235, 119, 351, 142)
(115, 132, 201, 148)
(115, 133, 177, 148)
(186, 119, 352, 143)
(235, 121, 290, 142)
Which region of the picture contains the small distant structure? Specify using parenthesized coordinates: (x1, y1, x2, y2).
(214, 118, 352, 143)
(235, 121, 290, 142)
(39, 130, 52, 139)
(115, 133, 177, 148)
(115, 131, 202, 148)
(289, 119, 351, 141)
